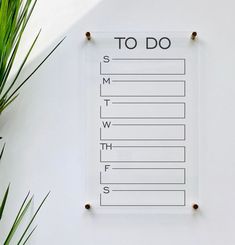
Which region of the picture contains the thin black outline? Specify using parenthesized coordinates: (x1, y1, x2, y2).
(112, 189, 181, 191)
(99, 58, 186, 76)
(111, 102, 182, 104)
(111, 79, 184, 83)
(99, 168, 186, 185)
(100, 81, 186, 97)
(100, 102, 186, 119)
(99, 190, 186, 207)
(112, 167, 183, 170)
(100, 124, 186, 141)
(99, 146, 186, 163)
(111, 58, 185, 61)
(183, 168, 186, 186)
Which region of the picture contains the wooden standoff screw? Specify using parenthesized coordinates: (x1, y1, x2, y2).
(85, 203, 91, 210)
(85, 32, 91, 40)
(191, 32, 197, 40)
(192, 203, 199, 210)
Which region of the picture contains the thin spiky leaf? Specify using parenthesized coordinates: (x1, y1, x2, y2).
(17, 192, 50, 245)
(0, 0, 38, 112)
(0, 94, 18, 112)
(3, 36, 66, 109)
(0, 29, 41, 102)
(4, 193, 33, 245)
(0, 184, 10, 220)
(7, 191, 31, 231)
(21, 226, 37, 245)
(0, 143, 5, 160)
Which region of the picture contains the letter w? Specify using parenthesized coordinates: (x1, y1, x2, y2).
(102, 121, 111, 128)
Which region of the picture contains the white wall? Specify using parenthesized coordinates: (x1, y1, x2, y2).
(14, 0, 102, 69)
(1, 0, 235, 244)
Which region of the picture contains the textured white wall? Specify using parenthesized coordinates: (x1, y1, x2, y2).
(1, 0, 235, 244)
(16, 0, 101, 67)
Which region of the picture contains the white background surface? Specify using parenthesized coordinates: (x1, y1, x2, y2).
(14, 0, 101, 67)
(1, 0, 235, 244)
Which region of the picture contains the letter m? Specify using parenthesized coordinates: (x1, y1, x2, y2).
(103, 77, 110, 84)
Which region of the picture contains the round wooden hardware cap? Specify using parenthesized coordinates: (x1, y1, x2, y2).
(85, 32, 91, 40)
(191, 32, 197, 40)
(192, 203, 199, 210)
(85, 203, 91, 210)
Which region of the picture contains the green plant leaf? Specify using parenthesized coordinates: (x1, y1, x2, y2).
(17, 191, 50, 245)
(4, 192, 32, 245)
(1, 36, 66, 112)
(0, 0, 66, 114)
(0, 142, 6, 160)
(0, 29, 41, 106)
(4, 191, 50, 245)
(22, 226, 37, 245)
(0, 184, 10, 220)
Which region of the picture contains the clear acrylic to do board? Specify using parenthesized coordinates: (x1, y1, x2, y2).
(82, 32, 199, 214)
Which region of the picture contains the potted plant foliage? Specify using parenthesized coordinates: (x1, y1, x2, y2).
(0, 0, 64, 243)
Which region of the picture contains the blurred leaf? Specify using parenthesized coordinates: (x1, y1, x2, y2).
(4, 192, 32, 245)
(0, 143, 5, 160)
(0, 184, 10, 220)
(17, 191, 50, 244)
(3, 191, 50, 245)
(22, 226, 37, 245)
(2, 36, 66, 112)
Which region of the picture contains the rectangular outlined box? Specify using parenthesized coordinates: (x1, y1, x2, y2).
(100, 190, 186, 206)
(100, 146, 186, 163)
(100, 124, 185, 141)
(100, 58, 186, 75)
(83, 31, 199, 212)
(100, 102, 185, 119)
(100, 80, 186, 97)
(100, 168, 186, 184)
